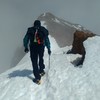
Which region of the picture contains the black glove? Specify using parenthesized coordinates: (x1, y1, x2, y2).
(48, 49, 51, 55)
(24, 48, 29, 53)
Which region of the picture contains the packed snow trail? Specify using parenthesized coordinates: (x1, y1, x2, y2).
(0, 47, 81, 100)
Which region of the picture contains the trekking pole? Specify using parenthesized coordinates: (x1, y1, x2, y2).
(48, 55, 50, 69)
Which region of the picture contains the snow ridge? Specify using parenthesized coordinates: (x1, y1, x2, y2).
(0, 36, 100, 100)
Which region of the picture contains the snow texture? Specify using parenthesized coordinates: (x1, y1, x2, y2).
(0, 36, 100, 100)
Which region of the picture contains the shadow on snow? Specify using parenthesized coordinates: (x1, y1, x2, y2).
(8, 69, 33, 78)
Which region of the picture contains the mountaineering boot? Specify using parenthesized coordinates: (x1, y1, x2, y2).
(33, 78, 41, 85)
(40, 71, 45, 77)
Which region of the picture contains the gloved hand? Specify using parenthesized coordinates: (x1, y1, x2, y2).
(48, 49, 51, 55)
(24, 48, 29, 53)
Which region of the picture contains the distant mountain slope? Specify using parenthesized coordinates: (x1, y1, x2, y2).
(38, 12, 92, 47)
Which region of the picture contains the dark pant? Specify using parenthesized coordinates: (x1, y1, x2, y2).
(30, 44, 45, 80)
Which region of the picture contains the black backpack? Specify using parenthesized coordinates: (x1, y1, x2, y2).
(34, 27, 46, 44)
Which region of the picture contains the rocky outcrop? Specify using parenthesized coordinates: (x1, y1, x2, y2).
(67, 30, 95, 66)
(71, 30, 95, 54)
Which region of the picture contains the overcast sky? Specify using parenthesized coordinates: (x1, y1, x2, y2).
(0, 0, 100, 34)
(0, 0, 100, 73)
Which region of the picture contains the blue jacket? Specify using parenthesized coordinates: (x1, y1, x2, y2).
(23, 26, 51, 50)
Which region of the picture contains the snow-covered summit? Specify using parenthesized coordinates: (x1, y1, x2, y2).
(38, 12, 93, 47)
(39, 12, 91, 32)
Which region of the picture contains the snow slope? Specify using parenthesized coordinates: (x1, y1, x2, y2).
(0, 36, 100, 100)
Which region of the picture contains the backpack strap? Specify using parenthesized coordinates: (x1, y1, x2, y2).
(34, 29, 38, 43)
(34, 28, 44, 44)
